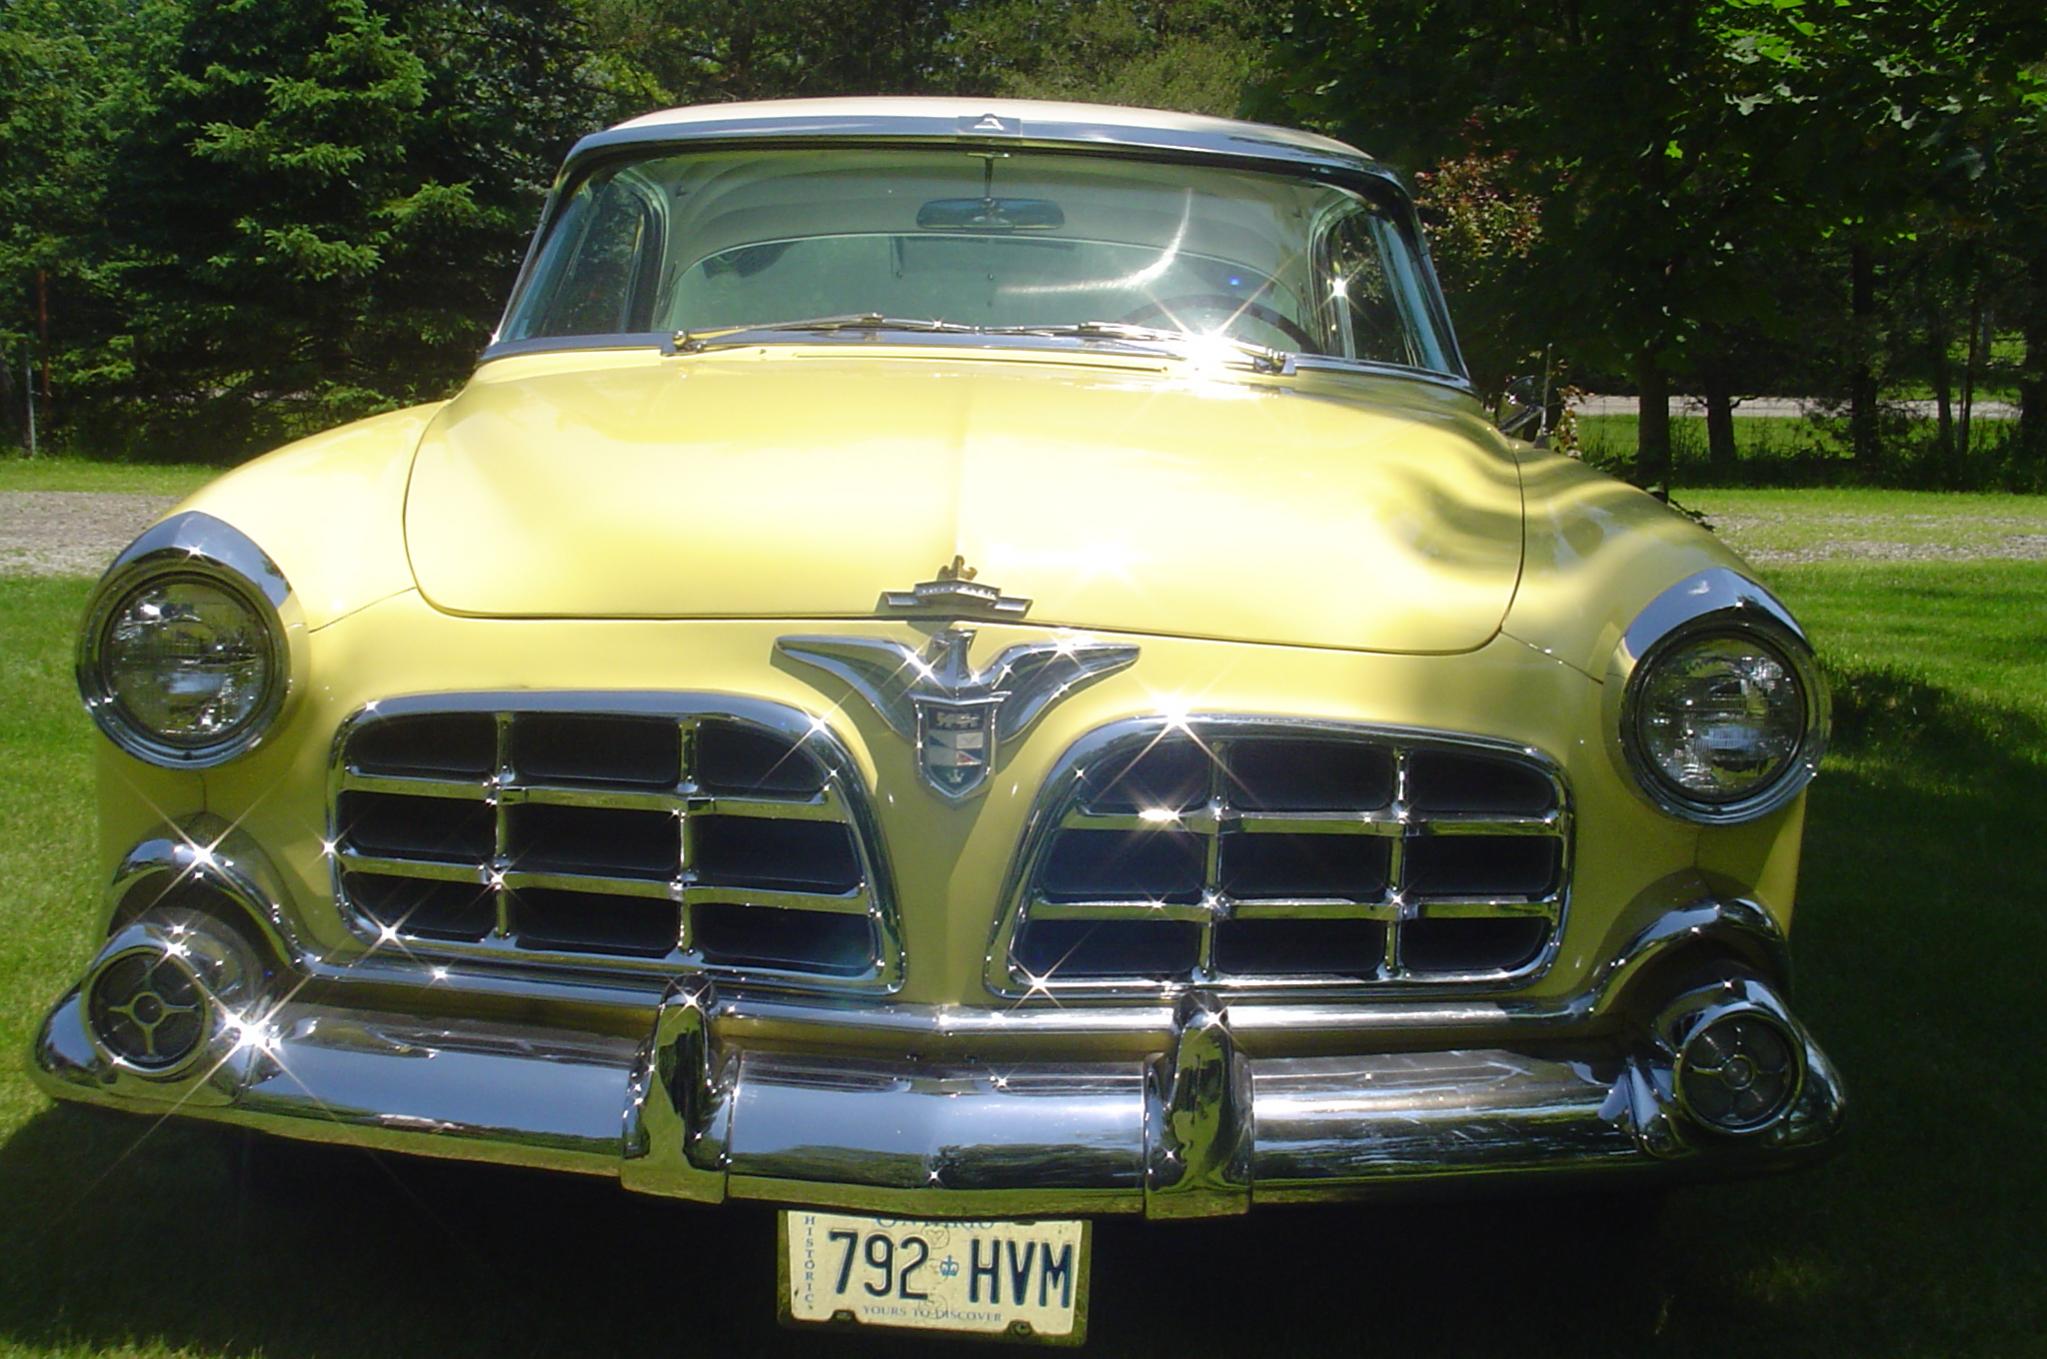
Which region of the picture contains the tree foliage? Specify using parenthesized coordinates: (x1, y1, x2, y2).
(1254, 0, 2047, 485)
(3, 0, 622, 456)
(943, 0, 1281, 116)
(0, 0, 2041, 479)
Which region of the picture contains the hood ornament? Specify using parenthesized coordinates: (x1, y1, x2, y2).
(778, 628, 1138, 798)
(882, 555, 1031, 618)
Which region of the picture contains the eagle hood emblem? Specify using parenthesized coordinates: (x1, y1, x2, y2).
(776, 628, 1138, 798)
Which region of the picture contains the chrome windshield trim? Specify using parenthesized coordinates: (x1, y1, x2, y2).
(479, 332, 673, 363)
(478, 327, 1477, 393)
(1291, 354, 1479, 397)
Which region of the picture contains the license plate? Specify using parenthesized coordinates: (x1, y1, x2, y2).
(779, 1210, 1090, 1344)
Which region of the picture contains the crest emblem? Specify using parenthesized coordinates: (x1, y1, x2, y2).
(777, 628, 1139, 798)
(881, 556, 1032, 618)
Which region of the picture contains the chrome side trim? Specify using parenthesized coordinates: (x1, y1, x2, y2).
(985, 715, 1573, 1001)
(326, 692, 905, 995)
(1605, 568, 1831, 825)
(76, 511, 305, 768)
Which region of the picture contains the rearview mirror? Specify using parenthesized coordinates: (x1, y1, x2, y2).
(1496, 373, 1546, 440)
(917, 197, 1065, 230)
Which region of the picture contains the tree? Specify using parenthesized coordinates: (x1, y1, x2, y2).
(372, 0, 631, 389)
(942, 0, 1282, 116)
(2, 0, 635, 457)
(57, 0, 437, 450)
(1253, 0, 2045, 487)
(0, 0, 123, 447)
(1253, 2, 1825, 486)
(587, 0, 954, 104)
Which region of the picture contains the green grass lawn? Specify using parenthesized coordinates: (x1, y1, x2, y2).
(0, 493, 2041, 1356)
(0, 456, 219, 498)
(1579, 412, 1853, 471)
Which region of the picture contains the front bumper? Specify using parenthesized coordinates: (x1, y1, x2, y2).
(31, 838, 1845, 1217)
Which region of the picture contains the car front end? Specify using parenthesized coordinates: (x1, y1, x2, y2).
(32, 97, 1842, 1340)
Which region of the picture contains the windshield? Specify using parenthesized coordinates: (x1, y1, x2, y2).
(500, 146, 1457, 373)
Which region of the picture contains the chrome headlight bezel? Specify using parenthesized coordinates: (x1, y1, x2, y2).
(77, 512, 303, 768)
(1606, 569, 1829, 825)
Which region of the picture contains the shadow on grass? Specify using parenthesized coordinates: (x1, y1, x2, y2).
(0, 1107, 1689, 1359)
(0, 665, 2041, 1358)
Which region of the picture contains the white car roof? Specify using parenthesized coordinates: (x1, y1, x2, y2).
(611, 95, 1372, 162)
(566, 96, 1392, 188)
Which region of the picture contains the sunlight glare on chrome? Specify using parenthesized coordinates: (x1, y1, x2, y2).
(1177, 331, 1246, 374)
(1016, 967, 1061, 1006)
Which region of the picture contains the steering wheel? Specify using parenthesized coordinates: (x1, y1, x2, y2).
(1118, 294, 1316, 351)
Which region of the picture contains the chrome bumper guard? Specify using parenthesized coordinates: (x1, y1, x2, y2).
(32, 951, 1844, 1219)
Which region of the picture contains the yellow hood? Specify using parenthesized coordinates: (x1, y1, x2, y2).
(404, 347, 1525, 653)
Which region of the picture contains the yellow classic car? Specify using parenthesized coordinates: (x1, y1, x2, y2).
(35, 98, 1842, 1341)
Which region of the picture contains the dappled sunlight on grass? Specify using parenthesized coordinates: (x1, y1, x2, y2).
(1737, 1252, 1842, 1306)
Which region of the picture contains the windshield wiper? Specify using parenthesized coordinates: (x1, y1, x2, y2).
(674, 314, 980, 351)
(980, 321, 1293, 374)
(673, 314, 1293, 374)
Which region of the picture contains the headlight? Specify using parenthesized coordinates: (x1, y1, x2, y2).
(1633, 632, 1805, 801)
(1611, 571, 1828, 823)
(79, 513, 299, 767)
(99, 576, 273, 745)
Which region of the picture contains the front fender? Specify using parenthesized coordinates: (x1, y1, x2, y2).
(175, 402, 445, 631)
(1502, 450, 1752, 679)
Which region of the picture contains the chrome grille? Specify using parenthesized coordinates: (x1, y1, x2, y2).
(988, 719, 1569, 999)
(329, 695, 900, 991)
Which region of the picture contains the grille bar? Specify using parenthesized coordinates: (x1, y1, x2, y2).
(328, 695, 900, 991)
(990, 718, 1571, 999)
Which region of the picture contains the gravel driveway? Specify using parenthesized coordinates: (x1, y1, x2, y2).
(1575, 393, 2021, 420)
(0, 492, 179, 578)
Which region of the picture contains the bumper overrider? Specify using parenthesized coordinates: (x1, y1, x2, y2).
(32, 825, 1844, 1217)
